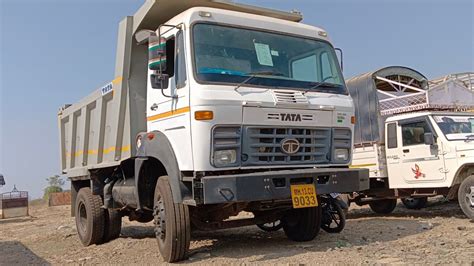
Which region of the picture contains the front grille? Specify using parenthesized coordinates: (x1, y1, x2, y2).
(242, 127, 332, 166)
(272, 90, 308, 104)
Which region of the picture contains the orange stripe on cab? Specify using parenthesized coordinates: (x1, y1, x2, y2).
(147, 106, 190, 122)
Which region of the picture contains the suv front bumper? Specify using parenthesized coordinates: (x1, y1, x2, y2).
(198, 167, 369, 204)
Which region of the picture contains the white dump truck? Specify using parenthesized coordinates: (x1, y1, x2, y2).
(347, 67, 474, 219)
(58, 0, 369, 262)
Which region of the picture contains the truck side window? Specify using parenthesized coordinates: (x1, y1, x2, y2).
(387, 123, 397, 148)
(175, 31, 187, 88)
(291, 54, 317, 82)
(401, 121, 431, 146)
(320, 52, 334, 83)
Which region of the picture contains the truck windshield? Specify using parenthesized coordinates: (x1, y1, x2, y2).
(192, 23, 347, 94)
(433, 115, 474, 141)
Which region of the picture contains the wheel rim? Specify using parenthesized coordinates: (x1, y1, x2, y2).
(78, 201, 88, 234)
(154, 197, 166, 241)
(466, 186, 474, 208)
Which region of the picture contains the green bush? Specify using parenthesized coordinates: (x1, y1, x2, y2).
(43, 175, 65, 201)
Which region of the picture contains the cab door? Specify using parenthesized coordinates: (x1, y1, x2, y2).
(386, 117, 446, 188)
(146, 29, 193, 170)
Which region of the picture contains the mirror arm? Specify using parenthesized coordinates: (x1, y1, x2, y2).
(161, 85, 177, 99)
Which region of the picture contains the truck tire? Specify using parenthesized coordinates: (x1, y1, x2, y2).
(458, 175, 474, 219)
(75, 187, 105, 246)
(401, 197, 428, 209)
(369, 199, 397, 214)
(153, 176, 191, 262)
(282, 205, 322, 241)
(102, 209, 122, 243)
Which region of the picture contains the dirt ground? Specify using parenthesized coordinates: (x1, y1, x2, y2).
(1, 197, 473, 265)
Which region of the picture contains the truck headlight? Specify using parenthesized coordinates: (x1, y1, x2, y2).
(334, 149, 349, 161)
(214, 150, 237, 167)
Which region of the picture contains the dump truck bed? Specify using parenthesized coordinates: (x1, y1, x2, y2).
(58, 76, 147, 178)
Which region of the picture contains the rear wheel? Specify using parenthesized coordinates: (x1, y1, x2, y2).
(102, 209, 122, 243)
(153, 176, 191, 262)
(369, 199, 397, 214)
(458, 175, 474, 220)
(75, 187, 105, 246)
(282, 204, 322, 241)
(401, 197, 428, 209)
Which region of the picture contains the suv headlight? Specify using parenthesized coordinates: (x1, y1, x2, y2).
(214, 150, 237, 167)
(334, 149, 349, 161)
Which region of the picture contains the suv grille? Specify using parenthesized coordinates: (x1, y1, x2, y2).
(242, 127, 333, 165)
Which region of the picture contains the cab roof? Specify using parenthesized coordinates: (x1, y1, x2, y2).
(133, 0, 302, 35)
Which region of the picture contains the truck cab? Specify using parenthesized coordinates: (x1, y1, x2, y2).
(146, 7, 354, 175)
(385, 112, 474, 189)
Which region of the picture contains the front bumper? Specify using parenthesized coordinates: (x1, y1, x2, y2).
(199, 167, 369, 204)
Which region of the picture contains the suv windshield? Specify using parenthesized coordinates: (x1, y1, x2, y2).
(192, 23, 347, 94)
(433, 115, 474, 140)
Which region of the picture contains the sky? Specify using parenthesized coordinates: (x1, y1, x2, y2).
(0, 0, 473, 198)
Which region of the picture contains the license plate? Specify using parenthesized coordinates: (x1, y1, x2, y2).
(290, 184, 318, 208)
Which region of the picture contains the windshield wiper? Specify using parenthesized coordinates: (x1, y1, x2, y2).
(302, 82, 342, 95)
(234, 70, 284, 91)
(465, 134, 474, 142)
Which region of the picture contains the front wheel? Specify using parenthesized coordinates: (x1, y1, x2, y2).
(369, 199, 397, 214)
(458, 175, 474, 220)
(401, 197, 428, 210)
(282, 204, 322, 241)
(154, 176, 191, 262)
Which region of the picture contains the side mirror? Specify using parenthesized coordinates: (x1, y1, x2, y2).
(148, 35, 167, 71)
(150, 74, 169, 89)
(424, 132, 435, 145)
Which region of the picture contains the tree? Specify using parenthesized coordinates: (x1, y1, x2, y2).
(43, 175, 65, 200)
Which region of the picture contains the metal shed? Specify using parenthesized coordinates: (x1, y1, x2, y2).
(0, 186, 29, 219)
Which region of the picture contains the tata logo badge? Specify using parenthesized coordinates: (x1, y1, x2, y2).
(281, 138, 300, 155)
(280, 113, 302, 121)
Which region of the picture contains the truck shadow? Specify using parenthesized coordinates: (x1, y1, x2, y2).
(348, 200, 466, 219)
(120, 224, 155, 239)
(0, 241, 50, 265)
(118, 202, 457, 263)
(179, 217, 437, 263)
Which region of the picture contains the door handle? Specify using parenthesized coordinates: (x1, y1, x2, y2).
(403, 149, 410, 153)
(150, 103, 158, 111)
